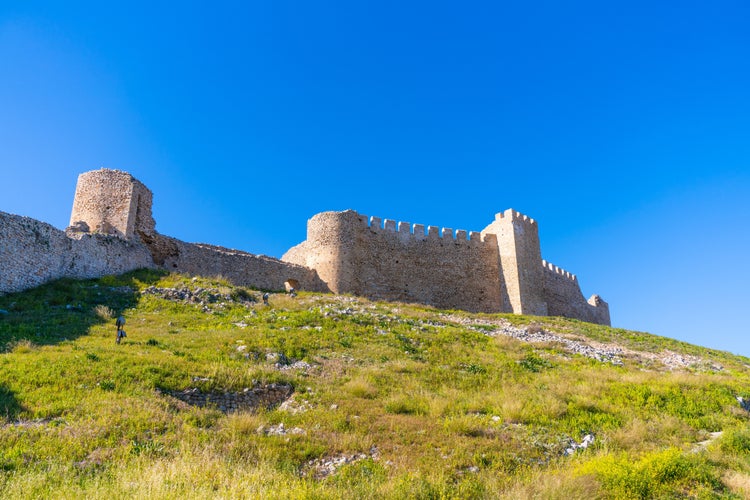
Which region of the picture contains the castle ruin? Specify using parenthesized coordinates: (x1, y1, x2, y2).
(0, 169, 610, 325)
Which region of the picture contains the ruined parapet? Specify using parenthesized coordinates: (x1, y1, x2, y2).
(161, 237, 328, 292)
(482, 209, 547, 316)
(68, 169, 155, 240)
(541, 260, 610, 325)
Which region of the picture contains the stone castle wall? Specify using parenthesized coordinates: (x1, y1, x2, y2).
(152, 236, 327, 292)
(285, 209, 610, 325)
(283, 210, 509, 313)
(1, 169, 324, 296)
(0, 211, 155, 293)
(1, 169, 611, 326)
(542, 260, 610, 325)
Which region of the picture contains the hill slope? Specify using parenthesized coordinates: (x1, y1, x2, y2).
(1, 270, 750, 498)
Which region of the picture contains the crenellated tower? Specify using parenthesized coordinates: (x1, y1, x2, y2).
(482, 209, 548, 316)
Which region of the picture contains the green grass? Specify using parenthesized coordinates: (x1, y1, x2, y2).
(1, 270, 750, 498)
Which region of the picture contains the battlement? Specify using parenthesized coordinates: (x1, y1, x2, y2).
(542, 259, 578, 282)
(361, 212, 491, 243)
(494, 208, 537, 226)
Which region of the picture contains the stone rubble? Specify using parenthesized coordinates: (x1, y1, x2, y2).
(257, 422, 306, 436)
(306, 445, 380, 479)
(652, 351, 723, 371)
(441, 314, 624, 365)
(439, 314, 723, 370)
(278, 395, 313, 415)
(141, 285, 256, 312)
(693, 431, 724, 452)
(564, 434, 595, 455)
(278, 360, 313, 371)
(265, 352, 315, 372)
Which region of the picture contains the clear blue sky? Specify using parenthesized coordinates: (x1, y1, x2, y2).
(2, 2, 749, 355)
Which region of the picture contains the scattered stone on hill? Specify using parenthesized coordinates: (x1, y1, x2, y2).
(266, 351, 315, 371)
(441, 314, 624, 365)
(161, 382, 293, 413)
(439, 314, 724, 371)
(737, 396, 750, 412)
(141, 285, 256, 312)
(643, 350, 723, 372)
(564, 434, 595, 456)
(266, 351, 291, 365)
(280, 360, 313, 371)
(693, 431, 724, 452)
(257, 422, 306, 436)
(278, 395, 313, 414)
(305, 446, 380, 479)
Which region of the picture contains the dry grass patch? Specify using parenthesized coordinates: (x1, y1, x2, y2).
(343, 377, 379, 399)
(499, 469, 603, 499)
(724, 471, 750, 497)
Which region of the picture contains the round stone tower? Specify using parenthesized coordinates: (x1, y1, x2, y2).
(282, 210, 365, 294)
(68, 169, 155, 240)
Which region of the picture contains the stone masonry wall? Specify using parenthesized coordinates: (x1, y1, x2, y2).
(542, 260, 610, 325)
(3, 168, 611, 326)
(164, 383, 294, 413)
(0, 211, 155, 294)
(152, 235, 328, 292)
(283, 210, 507, 313)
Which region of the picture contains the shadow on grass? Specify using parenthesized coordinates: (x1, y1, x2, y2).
(0, 384, 24, 421)
(0, 268, 167, 349)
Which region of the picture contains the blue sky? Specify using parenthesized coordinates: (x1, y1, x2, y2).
(2, 1, 749, 355)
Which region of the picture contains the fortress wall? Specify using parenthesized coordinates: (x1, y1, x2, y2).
(0, 211, 154, 294)
(5, 168, 612, 324)
(541, 261, 610, 325)
(284, 210, 506, 313)
(154, 235, 328, 292)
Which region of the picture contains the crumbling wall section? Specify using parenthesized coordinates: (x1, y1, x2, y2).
(153, 235, 327, 292)
(0, 211, 155, 294)
(541, 260, 610, 325)
(283, 210, 506, 313)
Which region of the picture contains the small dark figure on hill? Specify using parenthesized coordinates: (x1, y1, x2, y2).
(115, 315, 127, 344)
(263, 292, 270, 306)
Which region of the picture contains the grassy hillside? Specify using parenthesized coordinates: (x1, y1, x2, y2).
(1, 270, 750, 499)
